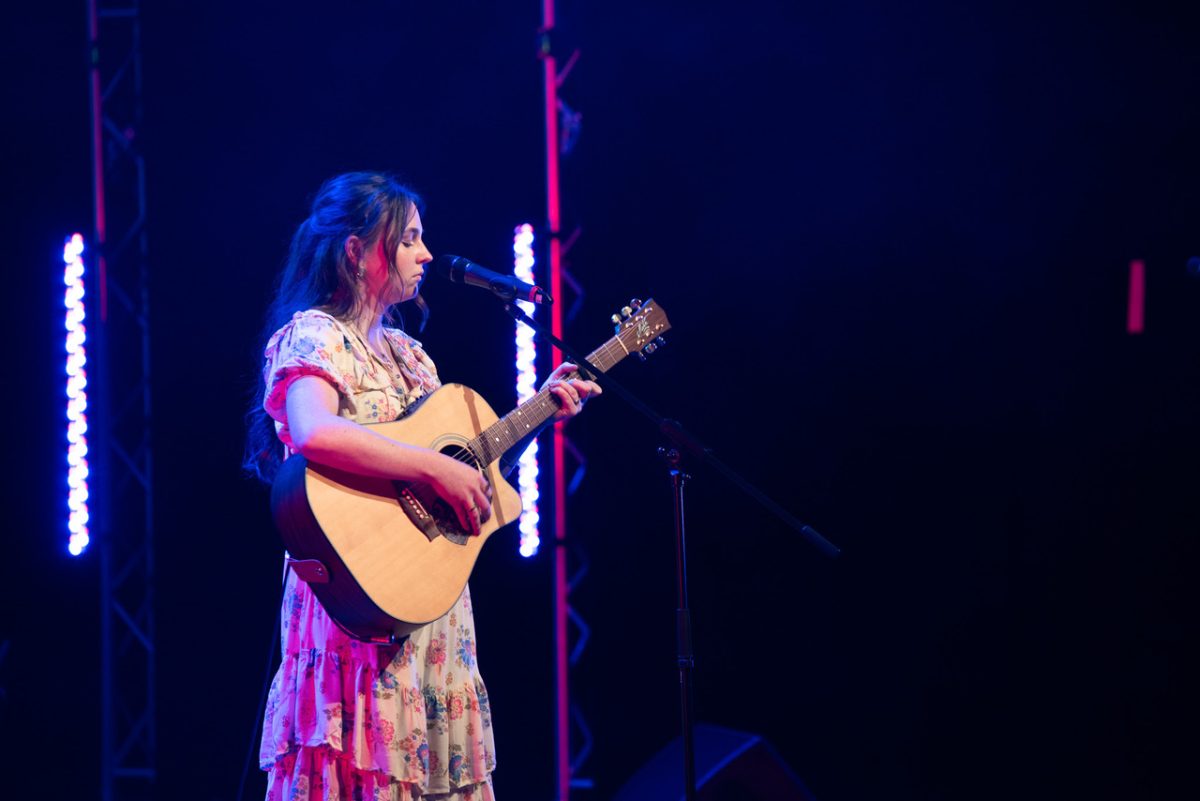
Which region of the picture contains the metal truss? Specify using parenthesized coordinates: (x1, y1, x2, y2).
(88, 1, 156, 797)
(538, 3, 593, 797)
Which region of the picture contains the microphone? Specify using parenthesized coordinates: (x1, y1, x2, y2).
(432, 254, 553, 305)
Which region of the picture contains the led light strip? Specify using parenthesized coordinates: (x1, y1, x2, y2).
(513, 224, 540, 557)
(63, 233, 90, 555)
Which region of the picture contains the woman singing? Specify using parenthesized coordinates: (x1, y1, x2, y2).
(245, 171, 599, 800)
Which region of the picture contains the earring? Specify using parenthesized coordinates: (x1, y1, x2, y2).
(356, 263, 366, 280)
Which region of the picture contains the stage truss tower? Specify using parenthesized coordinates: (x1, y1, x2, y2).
(88, 0, 157, 798)
(539, 2, 593, 797)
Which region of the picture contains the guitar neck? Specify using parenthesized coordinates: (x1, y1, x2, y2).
(470, 298, 670, 466)
(470, 338, 628, 466)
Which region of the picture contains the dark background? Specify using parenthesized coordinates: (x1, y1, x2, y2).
(4, 1, 1198, 799)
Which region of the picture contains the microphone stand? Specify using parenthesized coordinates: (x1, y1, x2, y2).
(659, 444, 697, 799)
(501, 300, 841, 801)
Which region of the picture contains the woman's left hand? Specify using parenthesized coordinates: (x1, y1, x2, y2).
(544, 362, 602, 421)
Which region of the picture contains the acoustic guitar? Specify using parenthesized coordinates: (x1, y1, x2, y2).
(270, 299, 670, 641)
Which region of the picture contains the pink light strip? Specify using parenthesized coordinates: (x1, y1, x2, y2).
(1127, 259, 1145, 334)
(541, 1, 570, 795)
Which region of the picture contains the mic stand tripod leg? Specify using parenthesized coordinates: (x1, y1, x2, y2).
(660, 446, 697, 801)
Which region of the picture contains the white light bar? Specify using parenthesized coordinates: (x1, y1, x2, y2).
(513, 224, 540, 557)
(64, 233, 90, 555)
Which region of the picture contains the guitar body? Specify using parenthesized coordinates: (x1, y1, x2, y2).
(270, 383, 523, 642)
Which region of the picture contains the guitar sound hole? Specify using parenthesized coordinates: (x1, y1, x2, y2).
(428, 444, 483, 546)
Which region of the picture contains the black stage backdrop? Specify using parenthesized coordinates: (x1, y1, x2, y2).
(4, 1, 1198, 799)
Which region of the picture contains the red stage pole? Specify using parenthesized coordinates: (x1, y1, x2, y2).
(539, 2, 571, 797)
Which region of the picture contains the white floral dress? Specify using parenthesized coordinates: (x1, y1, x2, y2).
(258, 310, 497, 801)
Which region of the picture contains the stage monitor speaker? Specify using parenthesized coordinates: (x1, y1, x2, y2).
(613, 723, 818, 801)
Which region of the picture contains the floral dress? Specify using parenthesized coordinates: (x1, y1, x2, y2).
(258, 310, 497, 801)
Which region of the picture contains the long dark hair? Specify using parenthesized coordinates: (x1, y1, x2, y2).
(243, 171, 426, 484)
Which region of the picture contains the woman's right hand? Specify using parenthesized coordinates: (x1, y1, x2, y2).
(426, 452, 493, 536)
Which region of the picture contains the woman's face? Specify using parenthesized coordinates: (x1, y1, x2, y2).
(363, 207, 432, 305)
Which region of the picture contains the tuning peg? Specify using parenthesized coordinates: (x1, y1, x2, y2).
(629, 298, 643, 310)
(636, 351, 648, 362)
(644, 343, 657, 354)
(610, 313, 622, 326)
(621, 306, 634, 318)
(655, 336, 667, 347)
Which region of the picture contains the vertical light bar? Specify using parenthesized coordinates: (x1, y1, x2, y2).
(514, 224, 541, 556)
(1127, 259, 1145, 334)
(64, 233, 90, 555)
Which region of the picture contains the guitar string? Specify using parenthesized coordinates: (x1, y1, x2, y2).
(429, 323, 662, 532)
(439, 335, 629, 469)
(435, 317, 662, 469)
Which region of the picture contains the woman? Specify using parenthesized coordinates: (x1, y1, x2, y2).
(245, 171, 599, 800)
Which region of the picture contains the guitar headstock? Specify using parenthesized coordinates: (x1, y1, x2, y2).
(611, 298, 670, 360)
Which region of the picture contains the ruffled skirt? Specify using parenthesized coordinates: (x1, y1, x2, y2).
(260, 566, 496, 799)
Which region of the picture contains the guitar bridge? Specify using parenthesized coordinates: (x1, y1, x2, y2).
(394, 481, 472, 546)
(399, 486, 432, 522)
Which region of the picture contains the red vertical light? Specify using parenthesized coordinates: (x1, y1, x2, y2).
(88, 0, 108, 321)
(542, 1, 571, 796)
(1127, 259, 1145, 334)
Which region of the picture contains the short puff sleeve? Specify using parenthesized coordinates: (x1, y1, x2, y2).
(263, 310, 355, 427)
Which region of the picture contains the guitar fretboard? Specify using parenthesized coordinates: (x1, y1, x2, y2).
(470, 335, 630, 466)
